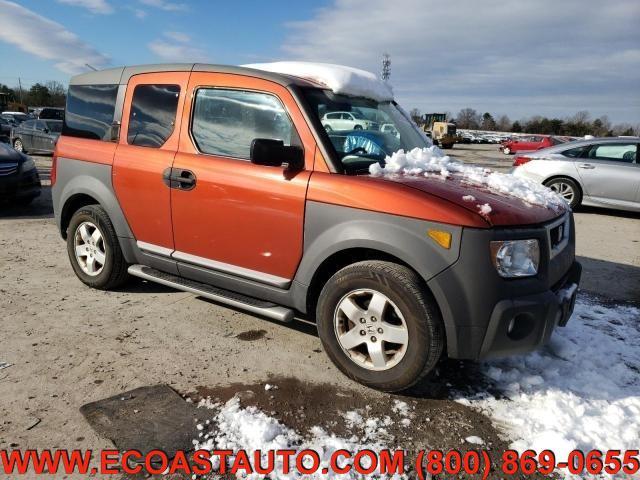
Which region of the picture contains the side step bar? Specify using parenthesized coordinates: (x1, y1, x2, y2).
(128, 264, 294, 323)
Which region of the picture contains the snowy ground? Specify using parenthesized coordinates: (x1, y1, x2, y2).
(192, 294, 640, 478)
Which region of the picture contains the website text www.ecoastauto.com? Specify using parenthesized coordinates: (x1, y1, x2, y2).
(2, 448, 639, 477)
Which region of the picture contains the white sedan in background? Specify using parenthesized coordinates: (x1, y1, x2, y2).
(321, 111, 378, 131)
(511, 137, 640, 211)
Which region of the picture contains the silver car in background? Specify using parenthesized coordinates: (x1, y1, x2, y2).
(512, 137, 640, 212)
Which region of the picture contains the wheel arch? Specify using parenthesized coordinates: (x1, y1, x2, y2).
(542, 174, 584, 201)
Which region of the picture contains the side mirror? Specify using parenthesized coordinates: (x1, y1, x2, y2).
(43, 128, 50, 134)
(250, 138, 304, 171)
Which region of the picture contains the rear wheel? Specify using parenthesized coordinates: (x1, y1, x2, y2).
(66, 205, 129, 290)
(354, 125, 363, 130)
(544, 177, 582, 209)
(316, 261, 444, 392)
(503, 146, 511, 154)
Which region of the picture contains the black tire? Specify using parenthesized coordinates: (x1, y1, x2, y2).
(316, 261, 444, 392)
(66, 204, 129, 290)
(13, 138, 26, 154)
(544, 177, 582, 209)
(354, 125, 363, 130)
(323, 124, 332, 132)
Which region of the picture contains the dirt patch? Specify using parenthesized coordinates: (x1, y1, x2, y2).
(235, 329, 268, 341)
(189, 372, 551, 479)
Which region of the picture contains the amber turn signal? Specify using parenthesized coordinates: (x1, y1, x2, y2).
(427, 229, 452, 249)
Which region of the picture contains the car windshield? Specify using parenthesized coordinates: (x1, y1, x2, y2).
(301, 88, 430, 173)
(45, 121, 63, 133)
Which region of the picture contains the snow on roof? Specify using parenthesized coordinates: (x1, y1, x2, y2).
(243, 61, 394, 102)
(369, 146, 567, 212)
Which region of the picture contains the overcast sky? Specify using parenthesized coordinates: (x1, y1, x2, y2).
(0, 0, 638, 122)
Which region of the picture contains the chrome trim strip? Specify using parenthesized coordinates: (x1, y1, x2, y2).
(172, 250, 291, 289)
(136, 241, 174, 257)
(128, 265, 294, 322)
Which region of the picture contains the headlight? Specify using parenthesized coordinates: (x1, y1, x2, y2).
(22, 158, 36, 171)
(490, 239, 540, 278)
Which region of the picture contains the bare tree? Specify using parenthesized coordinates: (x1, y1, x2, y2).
(455, 108, 480, 129)
(496, 114, 511, 132)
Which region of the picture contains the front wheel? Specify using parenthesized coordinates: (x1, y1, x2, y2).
(316, 261, 444, 392)
(13, 138, 26, 153)
(353, 125, 363, 130)
(66, 205, 129, 290)
(544, 177, 582, 209)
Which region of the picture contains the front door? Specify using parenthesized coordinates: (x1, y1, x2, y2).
(575, 142, 640, 205)
(170, 72, 315, 287)
(112, 72, 190, 251)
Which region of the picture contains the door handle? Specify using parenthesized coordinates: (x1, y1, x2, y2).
(162, 167, 197, 190)
(578, 163, 595, 169)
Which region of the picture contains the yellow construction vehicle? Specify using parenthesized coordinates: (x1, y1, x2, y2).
(423, 113, 458, 149)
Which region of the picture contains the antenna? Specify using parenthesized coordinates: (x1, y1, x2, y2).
(85, 64, 98, 71)
(381, 53, 391, 81)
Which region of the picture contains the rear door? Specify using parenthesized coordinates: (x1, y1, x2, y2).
(19, 120, 35, 150)
(33, 121, 50, 151)
(112, 72, 189, 251)
(170, 72, 315, 286)
(575, 142, 639, 205)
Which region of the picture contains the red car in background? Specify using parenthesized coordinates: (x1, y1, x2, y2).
(500, 135, 569, 154)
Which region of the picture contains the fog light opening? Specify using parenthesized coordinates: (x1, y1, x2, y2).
(506, 314, 535, 340)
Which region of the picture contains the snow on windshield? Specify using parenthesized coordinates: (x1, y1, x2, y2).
(369, 146, 567, 211)
(243, 62, 394, 102)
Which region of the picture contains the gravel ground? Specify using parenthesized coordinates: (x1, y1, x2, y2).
(0, 148, 637, 478)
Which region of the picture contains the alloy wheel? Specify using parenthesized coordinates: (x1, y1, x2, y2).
(549, 182, 575, 203)
(73, 221, 106, 276)
(13, 139, 23, 152)
(333, 289, 409, 371)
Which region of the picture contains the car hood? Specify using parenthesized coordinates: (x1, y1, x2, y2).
(375, 173, 568, 227)
(0, 142, 24, 163)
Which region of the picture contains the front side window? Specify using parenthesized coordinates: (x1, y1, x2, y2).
(63, 84, 118, 140)
(588, 144, 637, 163)
(21, 120, 35, 130)
(128, 84, 180, 148)
(191, 88, 298, 159)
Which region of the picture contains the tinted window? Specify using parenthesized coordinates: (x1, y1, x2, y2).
(63, 84, 118, 140)
(192, 88, 299, 159)
(35, 120, 47, 131)
(562, 145, 589, 158)
(44, 120, 63, 133)
(127, 84, 180, 148)
(21, 120, 35, 130)
(588, 144, 637, 163)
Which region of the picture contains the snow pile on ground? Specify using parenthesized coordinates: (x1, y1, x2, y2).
(195, 397, 407, 479)
(243, 62, 393, 102)
(460, 295, 640, 477)
(369, 146, 567, 211)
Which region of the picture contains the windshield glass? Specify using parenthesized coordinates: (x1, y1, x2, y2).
(301, 88, 430, 173)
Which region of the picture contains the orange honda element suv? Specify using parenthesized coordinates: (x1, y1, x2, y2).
(52, 63, 581, 391)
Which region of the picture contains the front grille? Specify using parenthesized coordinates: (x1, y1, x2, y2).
(0, 163, 18, 176)
(547, 213, 570, 259)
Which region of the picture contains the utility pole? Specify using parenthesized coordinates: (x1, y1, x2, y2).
(381, 53, 391, 81)
(18, 77, 24, 106)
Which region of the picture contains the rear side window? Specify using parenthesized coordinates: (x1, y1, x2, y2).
(588, 144, 637, 163)
(191, 88, 299, 159)
(63, 85, 118, 141)
(127, 84, 180, 148)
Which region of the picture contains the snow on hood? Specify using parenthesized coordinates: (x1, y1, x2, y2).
(369, 146, 567, 214)
(242, 61, 394, 102)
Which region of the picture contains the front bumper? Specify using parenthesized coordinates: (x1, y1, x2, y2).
(0, 167, 41, 200)
(427, 213, 580, 360)
(478, 261, 581, 358)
